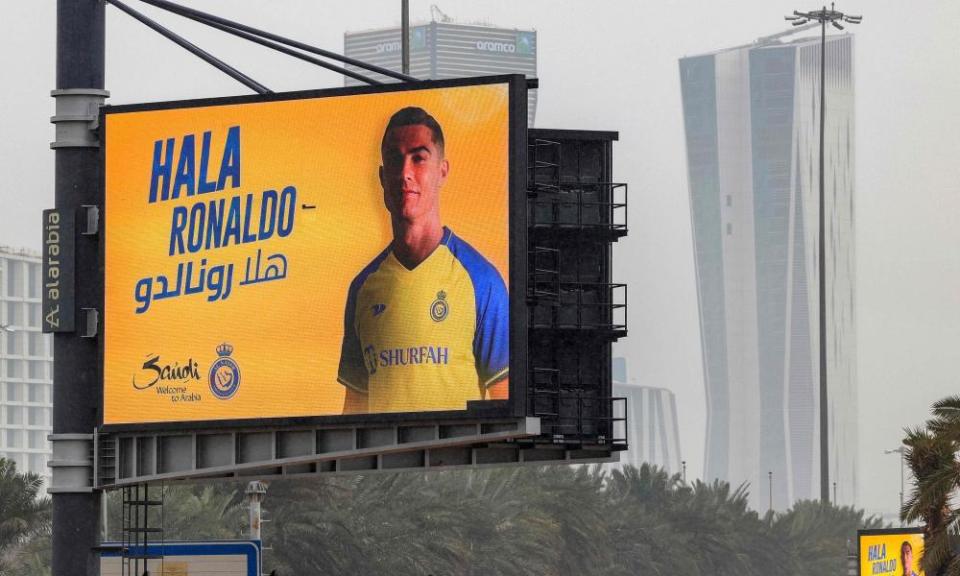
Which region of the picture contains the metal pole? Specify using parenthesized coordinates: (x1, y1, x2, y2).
(899, 450, 905, 523)
(245, 481, 268, 541)
(135, 0, 419, 82)
(401, 0, 410, 75)
(768, 471, 773, 512)
(817, 7, 829, 504)
(784, 4, 860, 505)
(53, 1, 103, 574)
(188, 12, 381, 85)
(885, 446, 905, 523)
(105, 0, 271, 94)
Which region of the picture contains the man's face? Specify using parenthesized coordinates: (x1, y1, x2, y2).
(379, 124, 449, 224)
(903, 547, 912, 572)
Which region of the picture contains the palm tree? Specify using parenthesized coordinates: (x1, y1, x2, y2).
(772, 500, 882, 576)
(0, 458, 51, 573)
(902, 424, 959, 576)
(254, 461, 893, 576)
(8, 531, 51, 576)
(103, 482, 245, 542)
(929, 395, 960, 445)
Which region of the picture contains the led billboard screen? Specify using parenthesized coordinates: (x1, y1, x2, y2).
(859, 529, 925, 576)
(102, 77, 523, 426)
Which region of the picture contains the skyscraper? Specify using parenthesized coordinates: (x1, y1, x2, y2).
(0, 247, 53, 485)
(610, 358, 683, 474)
(612, 383, 683, 474)
(343, 18, 537, 126)
(680, 32, 857, 510)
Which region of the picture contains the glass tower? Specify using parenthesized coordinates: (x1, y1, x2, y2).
(680, 33, 857, 510)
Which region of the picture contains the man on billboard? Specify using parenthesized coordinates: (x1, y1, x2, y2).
(901, 541, 920, 576)
(337, 106, 509, 414)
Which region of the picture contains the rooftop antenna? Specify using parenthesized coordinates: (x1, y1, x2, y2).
(430, 4, 453, 23)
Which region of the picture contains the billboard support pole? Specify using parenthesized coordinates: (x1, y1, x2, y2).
(51, 1, 105, 575)
(401, 0, 410, 75)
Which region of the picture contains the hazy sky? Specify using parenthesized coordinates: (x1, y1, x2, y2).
(2, 1, 958, 517)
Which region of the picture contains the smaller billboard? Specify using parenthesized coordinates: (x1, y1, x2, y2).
(100, 541, 260, 576)
(859, 528, 925, 576)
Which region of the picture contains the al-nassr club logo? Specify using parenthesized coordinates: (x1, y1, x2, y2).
(209, 343, 241, 400)
(430, 290, 449, 322)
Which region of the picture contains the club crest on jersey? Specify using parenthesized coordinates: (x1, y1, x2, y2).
(209, 343, 241, 400)
(430, 290, 449, 322)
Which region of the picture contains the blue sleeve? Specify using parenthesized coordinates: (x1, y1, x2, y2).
(337, 248, 390, 393)
(336, 278, 368, 393)
(446, 231, 509, 387)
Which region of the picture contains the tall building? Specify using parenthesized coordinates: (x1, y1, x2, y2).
(0, 247, 53, 484)
(343, 18, 538, 126)
(612, 383, 683, 474)
(680, 32, 857, 510)
(609, 357, 683, 474)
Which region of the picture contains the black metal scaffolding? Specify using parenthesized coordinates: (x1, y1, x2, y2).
(526, 129, 629, 448)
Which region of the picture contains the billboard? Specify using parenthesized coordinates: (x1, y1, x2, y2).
(101, 541, 260, 576)
(859, 529, 925, 576)
(102, 76, 525, 427)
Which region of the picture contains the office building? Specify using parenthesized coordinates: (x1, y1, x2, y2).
(612, 382, 683, 474)
(609, 358, 682, 474)
(0, 246, 53, 484)
(343, 16, 538, 126)
(680, 32, 857, 509)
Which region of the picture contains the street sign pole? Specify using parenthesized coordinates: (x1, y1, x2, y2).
(52, 1, 106, 574)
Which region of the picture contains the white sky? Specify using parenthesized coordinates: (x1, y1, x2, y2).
(2, 0, 958, 517)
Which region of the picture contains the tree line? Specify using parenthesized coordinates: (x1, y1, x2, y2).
(2, 395, 958, 575)
(3, 461, 881, 576)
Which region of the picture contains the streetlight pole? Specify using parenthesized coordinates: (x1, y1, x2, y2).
(884, 446, 905, 524)
(784, 3, 861, 504)
(768, 471, 773, 513)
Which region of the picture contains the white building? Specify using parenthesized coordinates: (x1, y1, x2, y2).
(680, 33, 857, 510)
(343, 18, 537, 126)
(612, 382, 683, 475)
(0, 246, 53, 483)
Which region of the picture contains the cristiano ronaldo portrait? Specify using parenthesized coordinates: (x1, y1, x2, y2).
(337, 106, 509, 414)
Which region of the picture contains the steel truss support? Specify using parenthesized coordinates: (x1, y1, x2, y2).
(134, 0, 417, 83)
(97, 417, 617, 487)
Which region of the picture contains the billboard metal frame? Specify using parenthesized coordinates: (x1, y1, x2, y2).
(97, 74, 528, 432)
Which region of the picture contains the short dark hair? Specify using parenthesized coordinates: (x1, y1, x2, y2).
(381, 106, 445, 156)
(901, 541, 912, 557)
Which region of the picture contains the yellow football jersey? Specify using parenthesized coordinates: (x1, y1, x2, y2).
(337, 227, 508, 413)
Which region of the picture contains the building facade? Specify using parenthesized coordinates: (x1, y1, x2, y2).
(343, 20, 538, 126)
(612, 382, 683, 475)
(680, 33, 857, 510)
(0, 247, 53, 483)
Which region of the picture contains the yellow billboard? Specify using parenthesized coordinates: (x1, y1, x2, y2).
(859, 529, 925, 576)
(103, 78, 518, 425)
